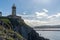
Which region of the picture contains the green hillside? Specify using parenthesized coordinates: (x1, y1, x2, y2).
(0, 25, 24, 40)
(0, 17, 49, 40)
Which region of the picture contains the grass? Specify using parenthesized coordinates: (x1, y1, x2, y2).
(1, 19, 11, 29)
(0, 18, 26, 40)
(0, 25, 24, 40)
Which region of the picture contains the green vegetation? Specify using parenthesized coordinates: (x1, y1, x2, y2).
(0, 17, 49, 40)
(6, 37, 14, 40)
(0, 25, 24, 40)
(1, 19, 10, 23)
(0, 19, 12, 29)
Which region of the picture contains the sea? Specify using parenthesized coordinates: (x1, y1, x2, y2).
(36, 31, 60, 40)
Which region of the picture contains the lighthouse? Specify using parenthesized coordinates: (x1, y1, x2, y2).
(12, 4, 16, 16)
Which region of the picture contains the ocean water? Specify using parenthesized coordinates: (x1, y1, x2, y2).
(36, 31, 60, 40)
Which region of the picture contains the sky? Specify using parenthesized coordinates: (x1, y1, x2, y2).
(0, 0, 60, 26)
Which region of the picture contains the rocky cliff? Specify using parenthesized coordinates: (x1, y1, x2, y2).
(0, 16, 49, 40)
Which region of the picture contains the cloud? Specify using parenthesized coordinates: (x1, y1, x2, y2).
(48, 13, 60, 20)
(43, 9, 48, 12)
(24, 19, 48, 27)
(35, 9, 48, 18)
(17, 9, 60, 26)
(17, 14, 35, 18)
(55, 13, 60, 17)
(24, 19, 60, 27)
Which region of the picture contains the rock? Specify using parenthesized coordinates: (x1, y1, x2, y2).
(0, 17, 49, 40)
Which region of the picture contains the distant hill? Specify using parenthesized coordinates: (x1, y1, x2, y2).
(0, 16, 49, 40)
(34, 25, 60, 28)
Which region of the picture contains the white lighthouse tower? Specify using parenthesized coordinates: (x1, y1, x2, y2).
(12, 4, 16, 16)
